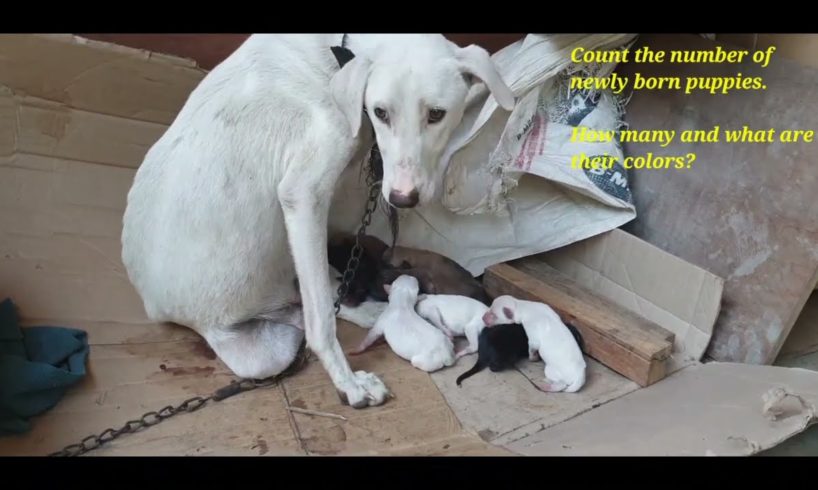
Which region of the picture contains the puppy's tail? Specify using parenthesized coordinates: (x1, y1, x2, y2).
(566, 322, 585, 354)
(456, 357, 486, 387)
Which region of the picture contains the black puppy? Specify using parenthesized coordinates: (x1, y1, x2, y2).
(327, 233, 389, 307)
(566, 323, 585, 353)
(456, 323, 529, 387)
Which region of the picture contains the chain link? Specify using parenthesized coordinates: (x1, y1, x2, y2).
(49, 343, 308, 457)
(48, 395, 212, 457)
(334, 144, 383, 314)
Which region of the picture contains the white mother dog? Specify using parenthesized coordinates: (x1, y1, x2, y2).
(121, 34, 514, 408)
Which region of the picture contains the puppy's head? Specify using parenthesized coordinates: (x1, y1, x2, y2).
(483, 295, 518, 326)
(331, 35, 515, 209)
(383, 274, 420, 300)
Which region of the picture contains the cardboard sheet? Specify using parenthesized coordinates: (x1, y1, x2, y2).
(505, 362, 818, 456)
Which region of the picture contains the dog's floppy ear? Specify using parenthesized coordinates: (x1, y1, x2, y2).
(455, 45, 515, 112)
(330, 52, 371, 138)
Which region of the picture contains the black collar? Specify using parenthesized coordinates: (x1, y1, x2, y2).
(331, 34, 354, 69)
(330, 34, 368, 117)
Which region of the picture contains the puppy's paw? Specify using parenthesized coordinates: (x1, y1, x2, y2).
(534, 380, 566, 393)
(454, 349, 474, 360)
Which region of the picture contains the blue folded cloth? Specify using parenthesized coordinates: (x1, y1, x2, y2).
(0, 298, 89, 436)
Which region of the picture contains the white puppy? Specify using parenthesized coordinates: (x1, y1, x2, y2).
(483, 295, 586, 393)
(350, 275, 455, 372)
(415, 294, 488, 359)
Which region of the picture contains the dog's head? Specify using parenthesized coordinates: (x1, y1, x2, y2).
(483, 295, 518, 326)
(331, 35, 515, 208)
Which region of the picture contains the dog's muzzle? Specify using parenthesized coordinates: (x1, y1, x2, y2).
(388, 189, 419, 208)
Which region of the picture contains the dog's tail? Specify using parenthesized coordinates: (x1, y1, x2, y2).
(566, 322, 585, 353)
(456, 357, 486, 387)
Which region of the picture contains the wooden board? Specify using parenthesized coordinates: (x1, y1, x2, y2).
(619, 34, 818, 364)
(483, 262, 674, 387)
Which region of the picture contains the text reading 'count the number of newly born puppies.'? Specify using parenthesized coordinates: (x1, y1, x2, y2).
(569, 43, 815, 171)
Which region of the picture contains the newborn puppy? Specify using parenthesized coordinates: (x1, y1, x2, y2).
(455, 323, 529, 386)
(379, 246, 491, 305)
(415, 294, 489, 359)
(328, 264, 385, 330)
(484, 295, 586, 393)
(350, 275, 455, 372)
(327, 233, 390, 307)
(329, 233, 491, 306)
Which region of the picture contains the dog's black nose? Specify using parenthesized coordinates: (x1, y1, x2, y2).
(388, 189, 419, 208)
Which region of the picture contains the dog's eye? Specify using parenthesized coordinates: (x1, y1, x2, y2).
(428, 108, 446, 124)
(374, 107, 389, 123)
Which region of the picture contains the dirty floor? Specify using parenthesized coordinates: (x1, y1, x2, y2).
(0, 318, 509, 456)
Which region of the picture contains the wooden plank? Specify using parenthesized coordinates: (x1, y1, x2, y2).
(483, 262, 673, 387)
(513, 259, 676, 345)
(619, 34, 818, 364)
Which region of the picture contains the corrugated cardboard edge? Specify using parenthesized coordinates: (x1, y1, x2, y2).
(38, 34, 201, 68)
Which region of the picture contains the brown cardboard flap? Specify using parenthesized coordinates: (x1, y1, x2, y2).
(2, 91, 168, 168)
(539, 229, 723, 373)
(0, 34, 204, 125)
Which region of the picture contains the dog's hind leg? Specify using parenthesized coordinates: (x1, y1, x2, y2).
(456, 317, 482, 359)
(205, 320, 305, 380)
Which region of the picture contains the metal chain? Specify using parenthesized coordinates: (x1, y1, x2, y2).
(49, 344, 307, 457)
(333, 144, 383, 314)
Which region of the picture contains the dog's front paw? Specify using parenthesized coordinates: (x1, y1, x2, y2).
(336, 371, 391, 408)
